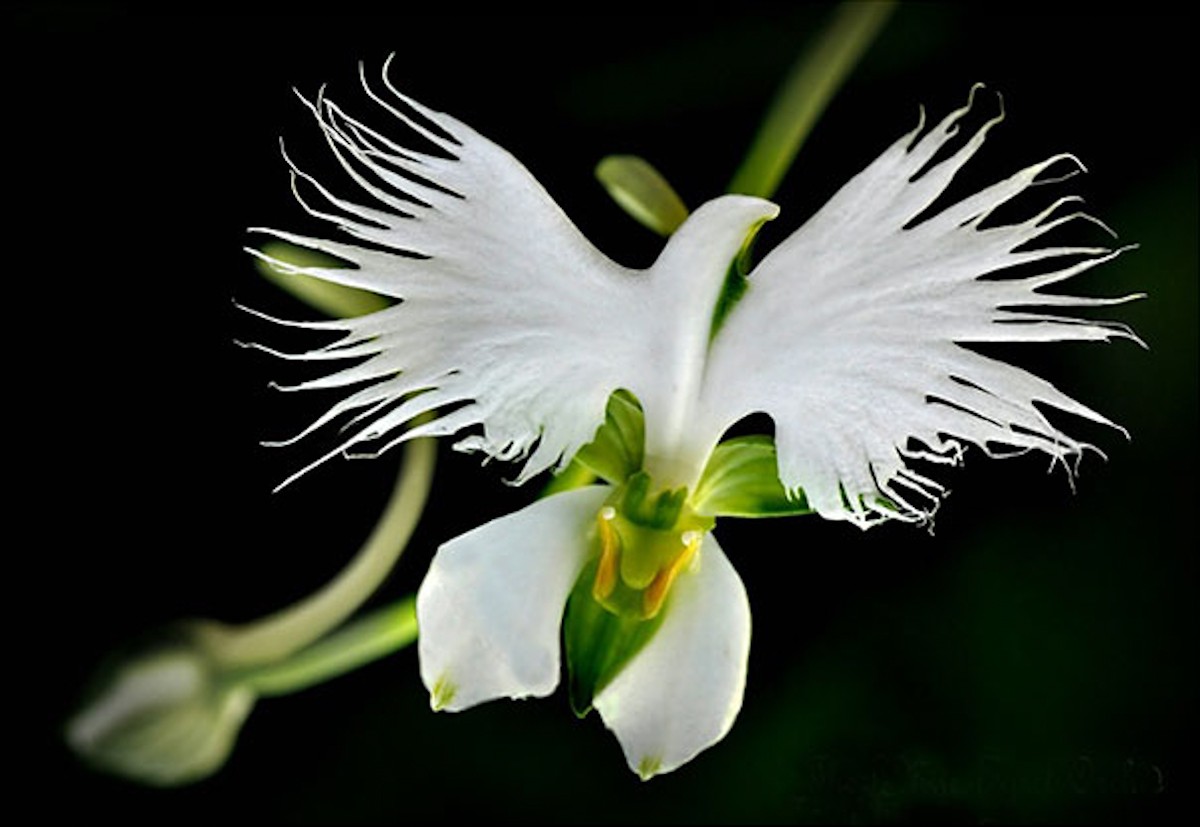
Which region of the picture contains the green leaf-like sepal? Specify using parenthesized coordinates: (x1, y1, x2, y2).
(692, 435, 813, 518)
(573, 390, 645, 485)
(563, 558, 666, 717)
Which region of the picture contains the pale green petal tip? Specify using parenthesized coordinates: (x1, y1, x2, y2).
(637, 754, 663, 781)
(430, 674, 458, 711)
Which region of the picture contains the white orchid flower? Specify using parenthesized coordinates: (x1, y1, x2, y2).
(246, 60, 1139, 779)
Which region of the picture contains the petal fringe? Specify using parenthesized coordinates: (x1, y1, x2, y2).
(247, 61, 777, 491)
(248, 60, 642, 489)
(700, 86, 1141, 527)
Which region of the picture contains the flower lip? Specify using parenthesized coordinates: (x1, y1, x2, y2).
(590, 530, 751, 780)
(415, 486, 609, 712)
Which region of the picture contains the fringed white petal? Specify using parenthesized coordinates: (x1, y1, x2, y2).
(248, 59, 777, 490)
(249, 59, 641, 489)
(699, 86, 1141, 527)
(593, 532, 751, 780)
(416, 486, 609, 711)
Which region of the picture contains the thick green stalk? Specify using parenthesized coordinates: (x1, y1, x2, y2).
(240, 597, 419, 697)
(728, 1, 895, 199)
(200, 436, 436, 667)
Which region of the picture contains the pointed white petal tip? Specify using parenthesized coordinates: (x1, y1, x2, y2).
(636, 754, 664, 781)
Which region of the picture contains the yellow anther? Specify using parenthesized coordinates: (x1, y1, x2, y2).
(593, 507, 620, 601)
(641, 530, 702, 619)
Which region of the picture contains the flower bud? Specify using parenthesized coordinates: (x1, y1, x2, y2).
(66, 628, 255, 787)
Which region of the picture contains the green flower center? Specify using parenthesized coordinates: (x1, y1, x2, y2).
(590, 472, 715, 620)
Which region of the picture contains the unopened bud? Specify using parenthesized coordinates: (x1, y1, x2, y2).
(66, 629, 255, 787)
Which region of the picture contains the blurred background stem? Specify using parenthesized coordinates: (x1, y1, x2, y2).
(196, 248, 436, 668)
(238, 597, 419, 697)
(729, 0, 895, 199)
(200, 434, 435, 667)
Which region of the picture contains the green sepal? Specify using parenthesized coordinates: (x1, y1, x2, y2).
(539, 456, 597, 497)
(572, 390, 645, 485)
(563, 558, 666, 717)
(692, 435, 813, 518)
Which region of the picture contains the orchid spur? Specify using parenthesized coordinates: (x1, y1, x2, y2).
(245, 61, 1140, 779)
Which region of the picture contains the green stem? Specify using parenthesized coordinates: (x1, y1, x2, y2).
(238, 597, 419, 697)
(201, 436, 436, 667)
(727, 0, 895, 199)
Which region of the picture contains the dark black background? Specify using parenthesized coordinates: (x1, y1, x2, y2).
(8, 5, 1196, 824)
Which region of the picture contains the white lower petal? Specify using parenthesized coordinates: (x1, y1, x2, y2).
(416, 486, 608, 712)
(592, 532, 751, 779)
